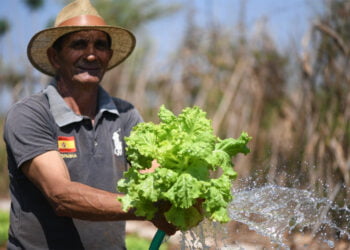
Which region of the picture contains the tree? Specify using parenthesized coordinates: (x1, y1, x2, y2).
(0, 19, 9, 37)
(92, 0, 180, 30)
(23, 0, 44, 11)
(299, 0, 350, 196)
(60, 0, 181, 30)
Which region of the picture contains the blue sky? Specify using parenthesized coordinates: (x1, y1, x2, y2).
(0, 0, 323, 113)
(145, 0, 323, 64)
(0, 0, 323, 69)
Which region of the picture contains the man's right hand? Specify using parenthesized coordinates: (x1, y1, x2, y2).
(150, 201, 177, 235)
(151, 210, 177, 236)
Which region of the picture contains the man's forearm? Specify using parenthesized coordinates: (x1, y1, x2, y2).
(21, 150, 143, 221)
(48, 180, 142, 221)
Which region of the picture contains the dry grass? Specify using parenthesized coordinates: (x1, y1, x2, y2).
(0, 1, 349, 240)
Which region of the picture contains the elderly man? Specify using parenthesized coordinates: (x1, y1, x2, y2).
(3, 0, 176, 249)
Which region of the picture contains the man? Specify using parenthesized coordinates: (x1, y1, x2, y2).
(3, 0, 176, 249)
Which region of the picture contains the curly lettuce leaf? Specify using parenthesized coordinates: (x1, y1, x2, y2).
(163, 173, 202, 209)
(165, 206, 203, 231)
(117, 105, 251, 231)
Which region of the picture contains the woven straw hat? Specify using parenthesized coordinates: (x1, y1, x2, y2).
(27, 0, 136, 76)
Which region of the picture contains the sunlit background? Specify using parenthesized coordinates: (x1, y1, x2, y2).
(0, 0, 322, 112)
(2, 0, 350, 249)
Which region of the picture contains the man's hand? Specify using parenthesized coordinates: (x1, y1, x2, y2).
(150, 200, 177, 235)
(151, 211, 177, 235)
(139, 159, 159, 174)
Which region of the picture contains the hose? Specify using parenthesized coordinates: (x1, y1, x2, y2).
(149, 229, 166, 250)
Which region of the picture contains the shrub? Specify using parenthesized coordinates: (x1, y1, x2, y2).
(126, 233, 168, 250)
(0, 210, 9, 246)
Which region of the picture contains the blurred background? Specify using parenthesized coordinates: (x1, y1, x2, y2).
(1, 0, 350, 248)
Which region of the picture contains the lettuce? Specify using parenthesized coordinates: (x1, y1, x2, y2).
(117, 105, 251, 230)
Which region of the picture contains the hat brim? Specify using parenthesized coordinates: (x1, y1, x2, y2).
(27, 25, 136, 76)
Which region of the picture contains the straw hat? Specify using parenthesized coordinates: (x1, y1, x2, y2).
(27, 0, 136, 76)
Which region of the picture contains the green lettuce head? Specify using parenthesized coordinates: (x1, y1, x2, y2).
(117, 105, 251, 230)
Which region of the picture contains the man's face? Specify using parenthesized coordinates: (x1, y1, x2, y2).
(48, 30, 113, 85)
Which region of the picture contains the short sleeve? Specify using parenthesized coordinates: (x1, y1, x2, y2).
(111, 97, 143, 137)
(3, 96, 58, 168)
(123, 107, 143, 137)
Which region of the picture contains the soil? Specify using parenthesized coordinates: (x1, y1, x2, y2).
(126, 220, 350, 249)
(2, 199, 349, 249)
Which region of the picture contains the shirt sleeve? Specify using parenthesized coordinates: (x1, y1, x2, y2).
(123, 107, 143, 137)
(3, 97, 58, 168)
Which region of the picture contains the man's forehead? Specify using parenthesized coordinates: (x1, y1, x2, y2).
(51, 29, 112, 51)
(65, 30, 109, 40)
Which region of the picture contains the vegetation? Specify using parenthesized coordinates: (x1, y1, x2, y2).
(59, 0, 181, 30)
(0, 19, 9, 37)
(0, 209, 168, 249)
(1, 0, 350, 245)
(0, 210, 9, 247)
(126, 234, 168, 250)
(0, 118, 8, 197)
(118, 106, 250, 230)
(99, 0, 350, 204)
(23, 0, 44, 11)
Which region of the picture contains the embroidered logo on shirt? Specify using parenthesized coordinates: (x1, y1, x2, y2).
(112, 129, 123, 156)
(58, 136, 77, 153)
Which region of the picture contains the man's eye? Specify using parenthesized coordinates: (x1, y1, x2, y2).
(70, 40, 87, 49)
(95, 40, 110, 50)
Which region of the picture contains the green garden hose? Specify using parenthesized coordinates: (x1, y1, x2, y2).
(149, 229, 166, 250)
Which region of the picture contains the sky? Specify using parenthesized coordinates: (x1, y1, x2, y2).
(0, 0, 323, 68)
(0, 0, 323, 112)
(145, 0, 323, 66)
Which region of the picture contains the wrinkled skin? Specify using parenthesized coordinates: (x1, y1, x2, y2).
(47, 30, 112, 86)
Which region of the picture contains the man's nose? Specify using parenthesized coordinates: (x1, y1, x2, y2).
(85, 44, 97, 61)
(86, 54, 97, 62)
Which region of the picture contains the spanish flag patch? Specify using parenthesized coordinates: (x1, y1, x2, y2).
(58, 136, 76, 153)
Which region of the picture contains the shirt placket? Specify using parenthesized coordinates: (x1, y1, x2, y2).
(92, 114, 104, 155)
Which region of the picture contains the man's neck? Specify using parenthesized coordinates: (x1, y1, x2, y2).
(56, 80, 99, 120)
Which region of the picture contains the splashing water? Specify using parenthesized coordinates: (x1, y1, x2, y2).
(229, 185, 350, 248)
(179, 185, 350, 249)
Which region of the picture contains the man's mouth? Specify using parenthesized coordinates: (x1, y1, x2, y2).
(78, 66, 100, 71)
(76, 65, 103, 76)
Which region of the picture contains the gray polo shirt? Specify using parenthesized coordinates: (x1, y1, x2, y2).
(4, 83, 143, 250)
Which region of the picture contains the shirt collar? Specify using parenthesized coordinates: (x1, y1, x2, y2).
(44, 81, 119, 127)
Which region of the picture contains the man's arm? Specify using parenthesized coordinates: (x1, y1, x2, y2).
(22, 150, 137, 220)
(21, 150, 176, 234)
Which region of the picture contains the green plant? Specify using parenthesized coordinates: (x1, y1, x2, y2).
(126, 234, 167, 250)
(0, 209, 166, 249)
(0, 210, 9, 246)
(0, 117, 10, 197)
(118, 105, 251, 230)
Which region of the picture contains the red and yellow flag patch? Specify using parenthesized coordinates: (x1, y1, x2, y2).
(57, 136, 76, 153)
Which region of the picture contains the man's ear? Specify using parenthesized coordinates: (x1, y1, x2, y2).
(47, 47, 60, 70)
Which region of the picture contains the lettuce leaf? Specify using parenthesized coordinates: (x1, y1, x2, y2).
(117, 105, 251, 231)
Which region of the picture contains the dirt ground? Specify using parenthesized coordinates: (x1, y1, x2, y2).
(2, 198, 349, 249)
(127, 220, 350, 249)
(2, 221, 349, 249)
